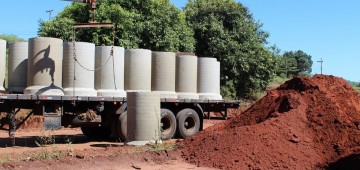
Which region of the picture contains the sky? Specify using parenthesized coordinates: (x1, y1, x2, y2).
(0, 0, 359, 82)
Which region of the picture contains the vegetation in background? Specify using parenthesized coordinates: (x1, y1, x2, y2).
(349, 81, 360, 93)
(185, 0, 276, 99)
(38, 0, 195, 52)
(0, 34, 25, 43)
(276, 50, 313, 78)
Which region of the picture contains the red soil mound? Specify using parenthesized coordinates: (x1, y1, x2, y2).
(180, 75, 360, 169)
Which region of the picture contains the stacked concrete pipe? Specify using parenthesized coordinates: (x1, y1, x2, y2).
(0, 39, 6, 91)
(63, 42, 97, 96)
(95, 46, 126, 97)
(124, 49, 152, 91)
(8, 42, 28, 93)
(176, 55, 199, 99)
(126, 91, 161, 146)
(151, 51, 177, 99)
(24, 37, 64, 95)
(197, 57, 222, 100)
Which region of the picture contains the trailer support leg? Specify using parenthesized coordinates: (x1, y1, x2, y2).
(7, 110, 16, 146)
(224, 109, 228, 120)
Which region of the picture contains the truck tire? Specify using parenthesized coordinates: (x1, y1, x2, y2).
(81, 126, 111, 140)
(176, 108, 200, 138)
(160, 109, 177, 140)
(116, 111, 127, 141)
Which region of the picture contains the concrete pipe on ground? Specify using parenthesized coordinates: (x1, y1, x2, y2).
(197, 57, 222, 100)
(95, 46, 126, 97)
(151, 51, 177, 99)
(124, 49, 152, 91)
(8, 42, 28, 93)
(24, 37, 64, 95)
(176, 55, 199, 99)
(63, 42, 97, 96)
(126, 91, 161, 146)
(0, 39, 6, 91)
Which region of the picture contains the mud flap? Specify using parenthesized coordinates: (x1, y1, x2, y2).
(43, 104, 62, 130)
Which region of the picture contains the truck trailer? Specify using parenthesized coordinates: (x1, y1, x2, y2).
(0, 93, 239, 143)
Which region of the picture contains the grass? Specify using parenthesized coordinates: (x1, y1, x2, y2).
(349, 81, 360, 93)
(36, 147, 63, 160)
(35, 130, 56, 147)
(0, 156, 13, 164)
(248, 76, 290, 101)
(148, 143, 176, 153)
(267, 76, 290, 90)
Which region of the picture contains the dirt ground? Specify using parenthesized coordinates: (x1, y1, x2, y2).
(5, 75, 359, 169)
(180, 75, 360, 170)
(0, 113, 237, 170)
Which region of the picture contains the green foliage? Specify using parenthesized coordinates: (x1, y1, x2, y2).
(35, 131, 56, 147)
(148, 143, 176, 153)
(349, 81, 360, 93)
(277, 50, 313, 77)
(0, 34, 25, 42)
(185, 0, 276, 98)
(38, 0, 195, 52)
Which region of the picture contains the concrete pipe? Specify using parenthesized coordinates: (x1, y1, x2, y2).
(126, 91, 161, 146)
(0, 39, 6, 91)
(151, 51, 177, 99)
(95, 46, 126, 97)
(24, 37, 64, 95)
(8, 42, 28, 93)
(63, 42, 97, 96)
(176, 55, 199, 99)
(124, 49, 152, 91)
(197, 57, 222, 100)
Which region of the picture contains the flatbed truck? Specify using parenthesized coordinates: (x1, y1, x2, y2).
(0, 93, 239, 143)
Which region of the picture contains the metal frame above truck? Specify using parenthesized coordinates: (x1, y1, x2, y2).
(0, 93, 239, 145)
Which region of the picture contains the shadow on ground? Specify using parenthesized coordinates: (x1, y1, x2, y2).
(0, 134, 120, 148)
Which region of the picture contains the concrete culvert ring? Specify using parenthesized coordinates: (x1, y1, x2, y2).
(176, 108, 200, 138)
(160, 109, 176, 140)
(116, 111, 127, 142)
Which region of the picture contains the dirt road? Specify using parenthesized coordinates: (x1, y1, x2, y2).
(0, 119, 226, 170)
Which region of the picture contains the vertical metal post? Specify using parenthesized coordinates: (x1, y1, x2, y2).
(7, 110, 16, 146)
(224, 109, 228, 120)
(46, 9, 53, 21)
(317, 58, 323, 74)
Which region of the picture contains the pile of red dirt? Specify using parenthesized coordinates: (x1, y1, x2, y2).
(180, 74, 360, 169)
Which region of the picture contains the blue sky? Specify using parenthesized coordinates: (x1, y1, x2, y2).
(0, 1, 359, 81)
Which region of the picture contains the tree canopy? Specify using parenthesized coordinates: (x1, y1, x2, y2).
(38, 0, 195, 52)
(185, 0, 276, 98)
(0, 34, 25, 43)
(276, 50, 313, 77)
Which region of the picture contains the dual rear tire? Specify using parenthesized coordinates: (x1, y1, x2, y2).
(175, 108, 200, 138)
(82, 108, 201, 141)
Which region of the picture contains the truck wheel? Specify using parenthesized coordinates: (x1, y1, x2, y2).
(81, 126, 111, 140)
(176, 108, 200, 138)
(116, 111, 127, 141)
(161, 109, 177, 140)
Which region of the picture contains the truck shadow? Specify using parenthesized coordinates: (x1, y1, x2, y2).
(0, 134, 120, 148)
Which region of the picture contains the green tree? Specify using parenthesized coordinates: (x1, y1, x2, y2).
(0, 34, 25, 42)
(38, 0, 195, 52)
(281, 50, 313, 77)
(185, 0, 276, 98)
